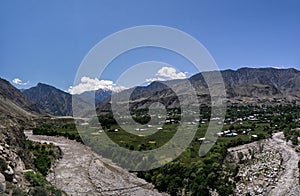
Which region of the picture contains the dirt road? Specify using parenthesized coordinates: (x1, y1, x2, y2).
(24, 131, 165, 196)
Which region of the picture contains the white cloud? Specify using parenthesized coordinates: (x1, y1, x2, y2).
(145, 77, 166, 83)
(12, 78, 29, 85)
(272, 66, 285, 69)
(146, 67, 187, 83)
(157, 67, 187, 79)
(68, 77, 126, 94)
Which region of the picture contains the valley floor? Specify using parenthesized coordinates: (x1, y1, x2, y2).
(24, 130, 300, 196)
(24, 131, 165, 196)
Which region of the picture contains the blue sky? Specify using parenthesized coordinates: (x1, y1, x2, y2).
(1, 0, 300, 92)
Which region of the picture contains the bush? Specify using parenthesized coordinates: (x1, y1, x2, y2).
(30, 187, 47, 196)
(25, 171, 64, 196)
(12, 188, 27, 196)
(0, 157, 7, 173)
(24, 171, 47, 187)
(34, 154, 51, 176)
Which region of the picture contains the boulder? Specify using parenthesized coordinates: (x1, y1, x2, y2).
(4, 165, 14, 182)
(0, 173, 6, 192)
(13, 178, 18, 184)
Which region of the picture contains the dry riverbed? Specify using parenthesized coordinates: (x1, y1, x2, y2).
(227, 132, 300, 196)
(24, 131, 166, 196)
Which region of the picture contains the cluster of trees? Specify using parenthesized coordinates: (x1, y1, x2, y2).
(138, 144, 234, 195)
(25, 140, 61, 176)
(32, 122, 83, 143)
(283, 128, 300, 145)
(98, 114, 117, 130)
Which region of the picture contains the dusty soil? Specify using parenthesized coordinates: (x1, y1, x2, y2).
(24, 131, 166, 196)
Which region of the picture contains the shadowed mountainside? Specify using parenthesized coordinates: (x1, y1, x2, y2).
(23, 83, 111, 116)
(0, 78, 40, 119)
(23, 83, 73, 116)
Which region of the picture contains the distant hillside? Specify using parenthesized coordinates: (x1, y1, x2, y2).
(97, 67, 300, 112)
(0, 78, 40, 121)
(23, 83, 73, 116)
(23, 83, 110, 116)
(76, 89, 112, 105)
(192, 67, 300, 104)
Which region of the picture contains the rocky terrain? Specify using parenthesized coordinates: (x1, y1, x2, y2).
(23, 83, 74, 116)
(25, 131, 166, 196)
(0, 141, 27, 193)
(227, 132, 300, 196)
(0, 78, 40, 116)
(97, 68, 300, 113)
(0, 78, 41, 194)
(267, 132, 300, 196)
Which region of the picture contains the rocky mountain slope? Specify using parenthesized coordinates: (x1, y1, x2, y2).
(23, 83, 111, 116)
(211, 67, 300, 104)
(23, 83, 73, 116)
(78, 89, 112, 105)
(97, 67, 300, 112)
(0, 78, 40, 118)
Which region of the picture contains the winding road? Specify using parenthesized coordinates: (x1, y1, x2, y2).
(24, 131, 165, 196)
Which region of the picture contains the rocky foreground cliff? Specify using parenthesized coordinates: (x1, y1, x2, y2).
(0, 78, 41, 194)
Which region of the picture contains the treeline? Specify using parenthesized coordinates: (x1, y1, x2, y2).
(137, 144, 234, 195)
(32, 122, 83, 143)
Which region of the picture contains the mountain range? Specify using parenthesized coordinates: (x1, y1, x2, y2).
(97, 67, 300, 113)
(1, 67, 299, 117)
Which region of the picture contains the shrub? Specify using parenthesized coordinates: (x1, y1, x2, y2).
(30, 187, 47, 196)
(0, 157, 7, 173)
(12, 188, 27, 196)
(24, 171, 47, 187)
